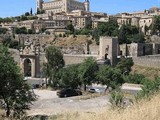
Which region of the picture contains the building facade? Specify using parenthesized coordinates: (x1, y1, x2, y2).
(36, 0, 90, 14)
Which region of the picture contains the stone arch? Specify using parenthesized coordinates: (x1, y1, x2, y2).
(24, 58, 32, 77)
(20, 56, 36, 78)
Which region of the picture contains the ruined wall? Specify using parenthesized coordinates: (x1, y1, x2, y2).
(15, 34, 55, 47)
(119, 44, 131, 56)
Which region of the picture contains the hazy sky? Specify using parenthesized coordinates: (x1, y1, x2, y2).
(0, 0, 160, 17)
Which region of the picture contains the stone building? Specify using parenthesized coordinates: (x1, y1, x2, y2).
(139, 16, 152, 34)
(71, 16, 91, 29)
(17, 20, 35, 30)
(36, 0, 90, 14)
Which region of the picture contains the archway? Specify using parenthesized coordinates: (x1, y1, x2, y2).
(24, 59, 32, 77)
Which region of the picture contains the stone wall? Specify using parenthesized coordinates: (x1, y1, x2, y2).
(133, 55, 160, 69)
(63, 54, 97, 65)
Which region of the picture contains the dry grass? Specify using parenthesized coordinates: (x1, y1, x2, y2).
(131, 65, 160, 80)
(53, 35, 95, 47)
(50, 93, 160, 120)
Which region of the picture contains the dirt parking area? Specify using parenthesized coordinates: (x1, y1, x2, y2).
(28, 89, 110, 116)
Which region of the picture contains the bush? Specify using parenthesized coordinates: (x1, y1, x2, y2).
(124, 73, 146, 84)
(136, 77, 160, 100)
(109, 90, 124, 109)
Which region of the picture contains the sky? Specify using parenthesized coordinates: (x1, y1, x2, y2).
(0, 0, 160, 18)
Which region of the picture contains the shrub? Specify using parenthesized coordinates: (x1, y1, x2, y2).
(109, 90, 124, 109)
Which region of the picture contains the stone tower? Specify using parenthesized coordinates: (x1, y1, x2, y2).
(36, 0, 43, 12)
(84, 0, 90, 12)
(98, 37, 118, 66)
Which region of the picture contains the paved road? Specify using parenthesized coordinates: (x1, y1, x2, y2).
(28, 89, 110, 116)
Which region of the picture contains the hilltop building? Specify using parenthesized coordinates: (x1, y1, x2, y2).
(36, 0, 90, 14)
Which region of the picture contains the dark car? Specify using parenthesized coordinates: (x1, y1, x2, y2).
(57, 88, 82, 97)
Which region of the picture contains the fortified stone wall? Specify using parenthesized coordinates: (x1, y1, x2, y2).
(63, 54, 97, 65)
(133, 55, 160, 69)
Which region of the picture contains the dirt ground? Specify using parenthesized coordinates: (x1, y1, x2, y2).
(28, 89, 110, 116)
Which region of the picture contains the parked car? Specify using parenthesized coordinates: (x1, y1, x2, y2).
(57, 88, 82, 97)
(88, 88, 100, 93)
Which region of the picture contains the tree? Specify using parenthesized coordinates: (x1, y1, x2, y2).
(97, 17, 119, 37)
(20, 15, 28, 21)
(78, 57, 98, 91)
(59, 65, 81, 89)
(40, 27, 46, 33)
(96, 65, 124, 91)
(66, 23, 75, 34)
(151, 15, 160, 35)
(25, 12, 30, 16)
(118, 24, 140, 44)
(129, 32, 145, 43)
(116, 57, 134, 74)
(15, 27, 28, 34)
(0, 45, 36, 118)
(124, 73, 146, 84)
(28, 29, 35, 34)
(92, 28, 100, 45)
(2, 37, 19, 49)
(44, 46, 65, 88)
(30, 8, 33, 15)
(0, 28, 8, 34)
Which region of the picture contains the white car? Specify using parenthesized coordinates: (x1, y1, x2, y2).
(88, 88, 100, 93)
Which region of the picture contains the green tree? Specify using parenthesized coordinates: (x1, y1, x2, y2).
(124, 73, 146, 84)
(118, 24, 141, 44)
(0, 28, 8, 34)
(44, 46, 65, 88)
(0, 45, 36, 118)
(28, 29, 35, 34)
(96, 65, 124, 91)
(25, 12, 30, 16)
(15, 27, 28, 34)
(20, 15, 28, 21)
(78, 57, 98, 91)
(92, 28, 100, 45)
(97, 17, 119, 37)
(151, 15, 160, 35)
(116, 57, 134, 74)
(30, 8, 33, 15)
(59, 65, 81, 89)
(129, 32, 145, 43)
(136, 77, 160, 100)
(2, 37, 19, 49)
(40, 27, 46, 33)
(66, 23, 75, 34)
